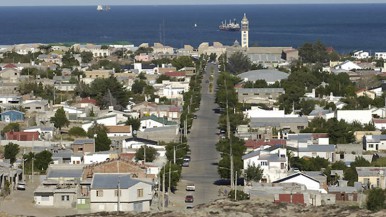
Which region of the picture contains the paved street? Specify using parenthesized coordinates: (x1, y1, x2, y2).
(169, 63, 224, 209)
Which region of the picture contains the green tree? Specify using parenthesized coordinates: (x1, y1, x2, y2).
(245, 163, 263, 182)
(68, 126, 87, 137)
(367, 188, 385, 211)
(95, 131, 111, 152)
(62, 51, 79, 68)
(228, 190, 250, 201)
(125, 117, 141, 131)
(156, 74, 172, 83)
(2, 123, 20, 136)
(34, 150, 52, 173)
(4, 142, 19, 164)
(216, 136, 246, 179)
(135, 146, 158, 162)
(159, 162, 182, 189)
(227, 51, 252, 74)
(134, 46, 153, 56)
(164, 142, 189, 165)
(298, 40, 329, 63)
(172, 56, 194, 70)
(376, 58, 385, 68)
(80, 51, 93, 63)
(131, 80, 147, 94)
(50, 107, 69, 130)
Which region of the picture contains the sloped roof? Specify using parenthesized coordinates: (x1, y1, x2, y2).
(91, 173, 146, 189)
(141, 114, 177, 125)
(164, 71, 186, 77)
(46, 165, 83, 179)
(244, 139, 286, 149)
(106, 126, 131, 133)
(272, 172, 320, 184)
(238, 69, 289, 83)
(72, 139, 95, 145)
(298, 145, 335, 152)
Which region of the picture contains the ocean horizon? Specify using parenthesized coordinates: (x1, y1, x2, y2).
(1, 4, 386, 53)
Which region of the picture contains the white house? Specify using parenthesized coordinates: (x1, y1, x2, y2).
(153, 80, 190, 99)
(243, 107, 288, 119)
(375, 52, 386, 60)
(122, 137, 166, 157)
(105, 126, 132, 138)
(373, 119, 386, 130)
(23, 126, 55, 141)
(82, 115, 118, 132)
(90, 173, 153, 212)
(334, 61, 362, 71)
(272, 173, 326, 193)
(242, 145, 288, 183)
(336, 110, 373, 125)
(139, 115, 178, 132)
(84, 152, 115, 165)
(352, 50, 370, 59)
(363, 134, 386, 151)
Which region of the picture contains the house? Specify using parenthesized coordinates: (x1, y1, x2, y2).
(362, 134, 386, 151)
(242, 145, 288, 183)
(373, 119, 386, 130)
(135, 103, 182, 121)
(34, 164, 83, 207)
(90, 173, 153, 212)
(308, 108, 335, 121)
(245, 47, 296, 67)
(198, 42, 226, 58)
(334, 61, 362, 71)
(154, 80, 190, 99)
(290, 144, 336, 162)
(250, 117, 308, 133)
(356, 167, 386, 189)
(243, 107, 287, 119)
(84, 70, 112, 79)
(22, 100, 49, 112)
(135, 53, 154, 62)
(152, 43, 174, 54)
(355, 89, 376, 99)
(105, 126, 132, 138)
(237, 88, 285, 105)
(328, 180, 359, 202)
(238, 69, 289, 85)
(140, 115, 178, 132)
(81, 115, 117, 132)
(5, 131, 39, 141)
(272, 173, 327, 193)
(0, 68, 20, 83)
(243, 139, 286, 152)
(121, 137, 165, 157)
(0, 110, 24, 122)
(352, 50, 370, 59)
(71, 139, 96, 154)
(83, 151, 119, 165)
(23, 126, 55, 140)
(336, 110, 373, 125)
(375, 52, 386, 60)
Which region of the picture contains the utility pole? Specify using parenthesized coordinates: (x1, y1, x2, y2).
(117, 176, 121, 212)
(162, 164, 165, 211)
(168, 161, 171, 195)
(144, 145, 146, 164)
(234, 171, 237, 201)
(173, 146, 176, 164)
(224, 78, 234, 191)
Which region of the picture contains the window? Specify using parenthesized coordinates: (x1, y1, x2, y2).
(115, 190, 121, 197)
(41, 195, 50, 201)
(137, 189, 144, 198)
(260, 161, 268, 166)
(281, 163, 285, 169)
(369, 144, 374, 148)
(377, 178, 380, 187)
(96, 190, 103, 197)
(36, 107, 41, 109)
(25, 107, 30, 109)
(242, 93, 248, 95)
(61, 195, 70, 201)
(78, 147, 83, 151)
(297, 126, 304, 130)
(254, 93, 259, 95)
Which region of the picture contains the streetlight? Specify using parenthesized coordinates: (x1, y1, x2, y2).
(160, 162, 179, 211)
(173, 143, 187, 164)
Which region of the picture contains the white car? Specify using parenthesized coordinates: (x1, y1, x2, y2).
(17, 182, 26, 190)
(186, 183, 195, 191)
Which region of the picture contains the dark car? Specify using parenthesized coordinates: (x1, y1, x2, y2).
(185, 195, 194, 203)
(182, 161, 190, 167)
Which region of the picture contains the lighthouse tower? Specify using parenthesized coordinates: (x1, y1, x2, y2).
(241, 13, 249, 48)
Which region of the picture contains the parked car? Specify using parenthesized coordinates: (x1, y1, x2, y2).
(183, 161, 190, 167)
(17, 182, 26, 190)
(183, 156, 191, 162)
(185, 195, 194, 203)
(193, 115, 197, 119)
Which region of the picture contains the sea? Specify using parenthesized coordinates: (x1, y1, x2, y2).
(1, 4, 386, 53)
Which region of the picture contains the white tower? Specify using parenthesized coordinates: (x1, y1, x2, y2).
(241, 13, 249, 48)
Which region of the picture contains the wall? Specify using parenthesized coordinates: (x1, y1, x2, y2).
(34, 195, 54, 206)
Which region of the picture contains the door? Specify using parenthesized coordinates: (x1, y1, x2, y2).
(133, 202, 143, 212)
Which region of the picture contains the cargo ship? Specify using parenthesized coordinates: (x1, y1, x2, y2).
(219, 19, 240, 31)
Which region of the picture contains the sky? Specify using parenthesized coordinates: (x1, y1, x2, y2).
(1, 0, 386, 6)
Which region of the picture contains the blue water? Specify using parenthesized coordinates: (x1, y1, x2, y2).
(1, 4, 386, 53)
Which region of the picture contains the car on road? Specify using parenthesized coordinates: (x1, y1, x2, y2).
(17, 182, 26, 190)
(183, 156, 191, 162)
(193, 115, 197, 119)
(185, 195, 194, 203)
(182, 161, 190, 167)
(186, 183, 195, 191)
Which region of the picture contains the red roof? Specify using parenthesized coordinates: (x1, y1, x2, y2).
(169, 106, 181, 112)
(244, 139, 286, 149)
(79, 97, 97, 105)
(2, 63, 17, 69)
(234, 83, 244, 89)
(164, 71, 186, 77)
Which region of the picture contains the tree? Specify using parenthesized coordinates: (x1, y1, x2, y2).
(2, 123, 20, 135)
(159, 162, 182, 189)
(131, 80, 147, 94)
(125, 117, 141, 131)
(245, 163, 263, 182)
(80, 51, 93, 63)
(50, 107, 69, 130)
(227, 51, 252, 74)
(171, 56, 194, 70)
(367, 188, 385, 211)
(4, 142, 19, 164)
(156, 74, 172, 83)
(34, 150, 52, 173)
(68, 127, 87, 137)
(298, 40, 329, 63)
(135, 146, 157, 162)
(95, 131, 111, 152)
(216, 136, 246, 179)
(62, 51, 79, 68)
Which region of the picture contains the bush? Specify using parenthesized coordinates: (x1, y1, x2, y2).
(366, 188, 385, 211)
(68, 126, 87, 137)
(227, 190, 250, 201)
